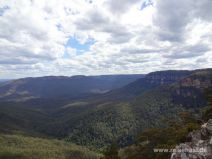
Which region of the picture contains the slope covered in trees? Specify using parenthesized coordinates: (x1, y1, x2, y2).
(0, 69, 211, 154)
(117, 87, 212, 159)
(0, 134, 100, 159)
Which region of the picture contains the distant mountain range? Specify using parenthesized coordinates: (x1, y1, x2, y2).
(99, 70, 194, 101)
(0, 69, 211, 150)
(0, 79, 10, 83)
(0, 79, 11, 81)
(0, 74, 144, 102)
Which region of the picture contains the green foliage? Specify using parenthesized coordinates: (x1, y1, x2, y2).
(0, 85, 200, 151)
(121, 112, 200, 159)
(0, 70, 210, 152)
(203, 88, 212, 120)
(101, 143, 120, 159)
(0, 134, 99, 159)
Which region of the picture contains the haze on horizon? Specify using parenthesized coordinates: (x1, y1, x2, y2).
(0, 0, 212, 79)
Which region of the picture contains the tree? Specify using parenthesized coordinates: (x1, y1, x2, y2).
(203, 88, 212, 120)
(102, 143, 120, 159)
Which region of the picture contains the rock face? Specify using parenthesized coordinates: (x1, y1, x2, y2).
(180, 77, 212, 89)
(171, 119, 212, 159)
(172, 70, 212, 108)
(145, 70, 192, 85)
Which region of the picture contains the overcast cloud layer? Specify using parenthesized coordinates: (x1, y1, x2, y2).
(0, 0, 212, 78)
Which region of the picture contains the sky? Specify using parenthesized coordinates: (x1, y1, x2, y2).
(0, 0, 212, 79)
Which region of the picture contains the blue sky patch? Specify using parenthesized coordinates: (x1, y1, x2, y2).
(63, 36, 95, 58)
(140, 0, 154, 10)
(0, 6, 10, 16)
(56, 23, 63, 31)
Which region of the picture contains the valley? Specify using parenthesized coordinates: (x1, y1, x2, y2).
(0, 69, 211, 158)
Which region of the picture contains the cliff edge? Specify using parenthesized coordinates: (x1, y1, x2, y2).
(171, 119, 212, 159)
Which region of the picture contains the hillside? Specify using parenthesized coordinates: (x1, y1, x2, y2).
(0, 75, 144, 102)
(0, 79, 10, 83)
(0, 69, 211, 151)
(0, 134, 99, 159)
(55, 69, 212, 148)
(99, 70, 193, 101)
(118, 89, 212, 159)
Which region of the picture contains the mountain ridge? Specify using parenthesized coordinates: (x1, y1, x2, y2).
(0, 69, 211, 150)
(0, 74, 144, 102)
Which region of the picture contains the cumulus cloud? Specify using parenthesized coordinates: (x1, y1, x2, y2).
(0, 0, 67, 66)
(105, 0, 141, 15)
(154, 0, 212, 42)
(164, 44, 210, 59)
(121, 47, 165, 54)
(75, 9, 133, 44)
(0, 0, 211, 78)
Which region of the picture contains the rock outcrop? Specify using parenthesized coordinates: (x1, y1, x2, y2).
(146, 70, 192, 85)
(180, 77, 212, 89)
(171, 119, 212, 159)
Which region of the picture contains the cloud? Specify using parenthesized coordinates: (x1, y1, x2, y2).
(0, 0, 211, 78)
(0, 0, 67, 66)
(75, 9, 133, 44)
(154, 0, 193, 42)
(154, 0, 212, 42)
(164, 44, 210, 59)
(193, 0, 212, 22)
(141, 0, 154, 10)
(0, 5, 9, 16)
(105, 0, 140, 15)
(121, 47, 165, 54)
(75, 9, 109, 30)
